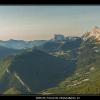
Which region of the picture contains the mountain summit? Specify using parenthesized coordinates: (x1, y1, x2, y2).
(91, 26, 100, 40)
(83, 26, 100, 41)
(92, 26, 100, 33)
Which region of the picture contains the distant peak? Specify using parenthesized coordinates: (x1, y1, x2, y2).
(92, 26, 100, 33)
(82, 26, 100, 41)
(94, 26, 99, 29)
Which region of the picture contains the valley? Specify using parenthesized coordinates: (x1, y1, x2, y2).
(0, 26, 100, 95)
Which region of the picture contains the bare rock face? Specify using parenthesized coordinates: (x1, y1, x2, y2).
(82, 26, 100, 41)
(91, 26, 100, 40)
(92, 26, 100, 33)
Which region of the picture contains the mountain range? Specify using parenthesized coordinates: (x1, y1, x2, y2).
(0, 39, 47, 49)
(0, 48, 75, 94)
(41, 26, 100, 95)
(0, 26, 100, 95)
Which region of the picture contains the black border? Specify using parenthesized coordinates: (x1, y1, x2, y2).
(0, 0, 100, 5)
(0, 3, 100, 99)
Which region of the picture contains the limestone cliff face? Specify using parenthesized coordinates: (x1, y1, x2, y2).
(82, 26, 100, 41)
(91, 26, 100, 40)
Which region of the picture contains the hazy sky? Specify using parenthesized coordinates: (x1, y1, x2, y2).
(0, 6, 100, 40)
